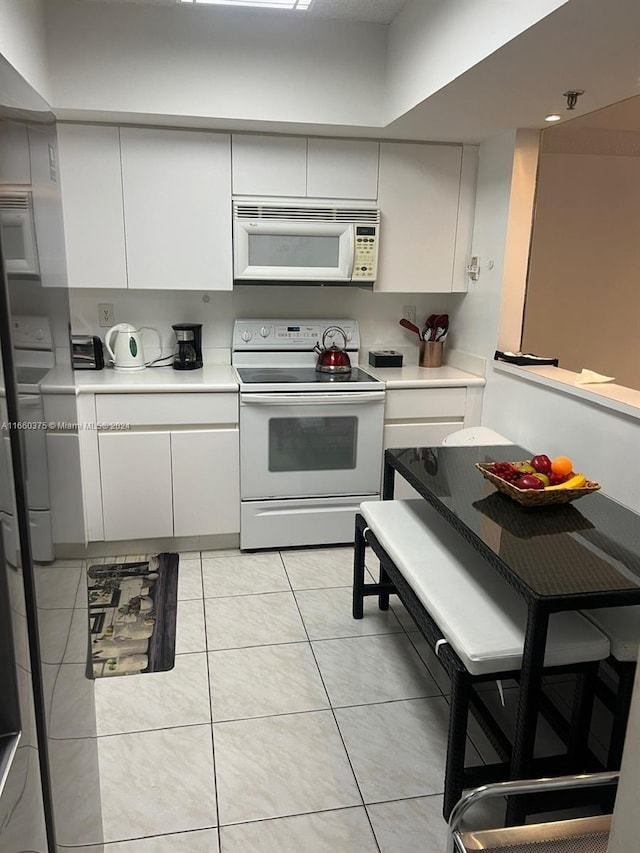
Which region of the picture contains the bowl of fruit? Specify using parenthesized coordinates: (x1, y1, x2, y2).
(475, 454, 600, 507)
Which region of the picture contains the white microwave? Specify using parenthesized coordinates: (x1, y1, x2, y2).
(233, 200, 380, 285)
(0, 192, 39, 277)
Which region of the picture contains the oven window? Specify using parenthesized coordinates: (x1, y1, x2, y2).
(249, 234, 340, 268)
(268, 416, 357, 471)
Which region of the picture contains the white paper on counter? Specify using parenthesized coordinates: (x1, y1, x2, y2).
(574, 368, 615, 385)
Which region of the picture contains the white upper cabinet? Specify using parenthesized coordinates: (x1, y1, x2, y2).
(306, 138, 379, 200)
(57, 124, 128, 289)
(232, 135, 307, 197)
(375, 143, 477, 293)
(231, 134, 379, 200)
(58, 125, 232, 290)
(120, 128, 232, 290)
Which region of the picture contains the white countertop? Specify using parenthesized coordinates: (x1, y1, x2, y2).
(41, 361, 483, 394)
(361, 363, 485, 389)
(42, 364, 239, 394)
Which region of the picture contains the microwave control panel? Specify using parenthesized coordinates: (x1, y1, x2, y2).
(352, 225, 378, 281)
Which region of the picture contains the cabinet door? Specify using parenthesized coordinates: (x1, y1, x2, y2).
(121, 128, 232, 290)
(172, 429, 239, 538)
(376, 143, 463, 293)
(99, 432, 173, 541)
(307, 138, 379, 200)
(57, 124, 128, 289)
(232, 134, 307, 197)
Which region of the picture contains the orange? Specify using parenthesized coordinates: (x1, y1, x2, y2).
(551, 456, 573, 476)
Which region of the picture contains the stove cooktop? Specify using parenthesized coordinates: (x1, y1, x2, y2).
(237, 367, 379, 385)
(237, 366, 383, 393)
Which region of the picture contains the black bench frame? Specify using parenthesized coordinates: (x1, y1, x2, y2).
(352, 512, 602, 819)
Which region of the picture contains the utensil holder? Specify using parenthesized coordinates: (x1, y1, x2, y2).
(419, 341, 443, 368)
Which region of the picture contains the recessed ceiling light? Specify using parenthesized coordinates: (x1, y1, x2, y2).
(179, 0, 313, 9)
(545, 114, 562, 122)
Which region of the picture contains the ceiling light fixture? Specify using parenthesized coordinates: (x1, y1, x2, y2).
(545, 114, 562, 122)
(179, 0, 313, 9)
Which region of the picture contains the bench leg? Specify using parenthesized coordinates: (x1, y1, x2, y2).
(352, 516, 366, 619)
(443, 668, 471, 820)
(378, 563, 390, 611)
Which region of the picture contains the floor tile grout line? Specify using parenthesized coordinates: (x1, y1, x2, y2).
(210, 693, 448, 726)
(283, 556, 385, 853)
(199, 553, 223, 848)
(216, 800, 409, 831)
(54, 720, 213, 743)
(73, 825, 219, 848)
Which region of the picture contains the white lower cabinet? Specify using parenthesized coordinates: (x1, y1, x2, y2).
(90, 392, 240, 543)
(383, 385, 482, 499)
(171, 429, 239, 538)
(99, 432, 174, 541)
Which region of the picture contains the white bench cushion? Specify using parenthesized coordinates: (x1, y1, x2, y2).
(361, 500, 610, 676)
(582, 608, 640, 662)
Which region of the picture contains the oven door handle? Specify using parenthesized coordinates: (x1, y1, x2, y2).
(240, 391, 386, 405)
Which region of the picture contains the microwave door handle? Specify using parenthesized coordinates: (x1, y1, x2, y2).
(240, 392, 386, 405)
(346, 226, 355, 278)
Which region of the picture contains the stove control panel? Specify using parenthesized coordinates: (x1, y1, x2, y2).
(233, 319, 359, 349)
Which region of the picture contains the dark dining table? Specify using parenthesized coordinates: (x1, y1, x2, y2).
(382, 444, 640, 817)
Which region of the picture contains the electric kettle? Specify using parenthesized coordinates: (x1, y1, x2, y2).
(104, 323, 160, 373)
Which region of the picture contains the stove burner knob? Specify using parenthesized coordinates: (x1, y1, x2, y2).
(241, 330, 252, 342)
(259, 326, 270, 338)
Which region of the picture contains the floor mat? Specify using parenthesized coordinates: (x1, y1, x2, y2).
(86, 553, 178, 678)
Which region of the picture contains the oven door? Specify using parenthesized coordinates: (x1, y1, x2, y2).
(240, 391, 385, 499)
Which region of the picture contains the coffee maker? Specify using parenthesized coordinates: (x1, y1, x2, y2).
(172, 323, 203, 370)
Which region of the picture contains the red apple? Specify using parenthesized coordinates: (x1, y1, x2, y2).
(515, 474, 545, 490)
(530, 454, 552, 475)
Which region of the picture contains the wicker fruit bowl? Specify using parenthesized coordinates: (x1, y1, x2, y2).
(475, 462, 601, 507)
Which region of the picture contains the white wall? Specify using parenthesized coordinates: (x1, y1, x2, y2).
(449, 130, 516, 360)
(69, 286, 451, 367)
(522, 151, 640, 390)
(0, 0, 50, 102)
(610, 666, 640, 851)
(465, 129, 640, 512)
(384, 0, 568, 122)
(45, 2, 386, 128)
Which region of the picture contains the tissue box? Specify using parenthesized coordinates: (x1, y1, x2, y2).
(369, 350, 403, 368)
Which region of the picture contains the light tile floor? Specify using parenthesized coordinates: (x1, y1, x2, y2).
(53, 546, 575, 852)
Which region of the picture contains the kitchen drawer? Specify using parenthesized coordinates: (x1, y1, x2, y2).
(95, 393, 238, 426)
(384, 388, 466, 421)
(384, 422, 462, 449)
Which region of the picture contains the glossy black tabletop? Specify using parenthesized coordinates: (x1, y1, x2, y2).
(384, 445, 640, 603)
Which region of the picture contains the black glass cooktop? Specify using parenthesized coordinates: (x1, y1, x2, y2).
(237, 367, 381, 385)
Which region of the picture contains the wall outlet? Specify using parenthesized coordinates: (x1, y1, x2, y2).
(98, 303, 114, 327)
(402, 305, 417, 326)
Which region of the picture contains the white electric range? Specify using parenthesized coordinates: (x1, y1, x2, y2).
(232, 319, 385, 550)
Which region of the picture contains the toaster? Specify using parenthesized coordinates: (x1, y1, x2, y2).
(71, 335, 104, 370)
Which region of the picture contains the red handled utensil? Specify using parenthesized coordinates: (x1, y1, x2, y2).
(399, 318, 421, 336)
